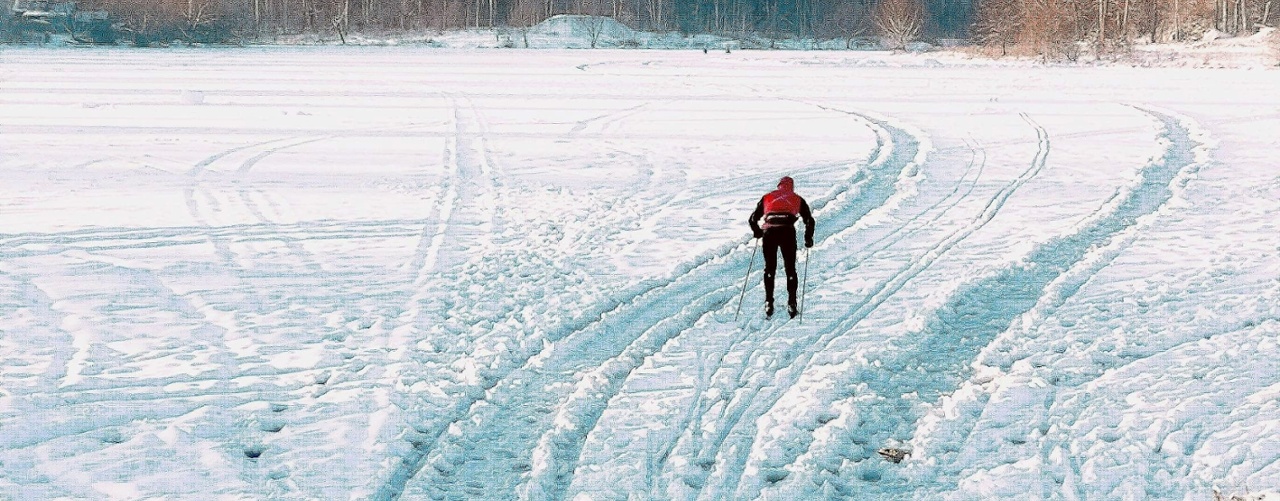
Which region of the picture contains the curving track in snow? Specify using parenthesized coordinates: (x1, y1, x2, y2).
(754, 106, 1204, 499)
(3, 49, 1277, 501)
(374, 99, 897, 501)
(513, 109, 923, 501)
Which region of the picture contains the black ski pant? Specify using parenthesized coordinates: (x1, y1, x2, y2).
(762, 226, 798, 306)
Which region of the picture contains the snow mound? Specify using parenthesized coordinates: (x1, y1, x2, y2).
(530, 15, 636, 40)
(492, 14, 727, 49)
(1127, 27, 1280, 68)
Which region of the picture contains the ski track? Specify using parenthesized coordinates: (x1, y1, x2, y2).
(946, 106, 1213, 499)
(387, 93, 466, 353)
(398, 96, 461, 280)
(600, 114, 1030, 500)
(829, 136, 987, 277)
(370, 97, 651, 498)
(0, 219, 429, 257)
(393, 91, 513, 330)
(720, 114, 1052, 499)
(371, 106, 899, 500)
(2, 77, 457, 499)
(514, 110, 921, 500)
(182, 119, 437, 270)
(185, 134, 343, 269)
(665, 112, 1045, 499)
(375, 92, 520, 498)
(5, 51, 1267, 501)
(372, 253, 710, 499)
(561, 101, 653, 141)
(404, 92, 498, 277)
(1, 258, 252, 456)
(531, 109, 914, 500)
(0, 251, 404, 489)
(373, 92, 572, 500)
(652, 111, 931, 501)
(237, 186, 325, 273)
(757, 106, 1203, 499)
(186, 137, 290, 266)
(225, 137, 326, 272)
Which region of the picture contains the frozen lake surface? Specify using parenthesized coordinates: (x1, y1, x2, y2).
(1, 47, 1278, 500)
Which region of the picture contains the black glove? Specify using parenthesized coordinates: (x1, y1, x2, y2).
(753, 228, 764, 239)
(805, 238, 814, 248)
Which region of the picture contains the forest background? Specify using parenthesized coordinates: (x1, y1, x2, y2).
(19, 0, 1279, 62)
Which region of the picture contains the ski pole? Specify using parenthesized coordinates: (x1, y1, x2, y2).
(799, 246, 809, 325)
(734, 238, 759, 321)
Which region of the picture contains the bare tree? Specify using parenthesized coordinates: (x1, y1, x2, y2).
(332, 7, 349, 42)
(644, 0, 666, 30)
(1098, 0, 1108, 55)
(877, 0, 925, 49)
(580, 14, 608, 46)
(89, 0, 180, 43)
(508, 0, 542, 46)
(181, 0, 218, 39)
(575, 0, 609, 47)
(68, 0, 1267, 50)
(818, 0, 874, 47)
(1015, 0, 1081, 61)
(973, 0, 1020, 54)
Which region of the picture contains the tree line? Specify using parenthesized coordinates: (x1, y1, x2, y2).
(71, 0, 963, 42)
(62, 0, 1280, 57)
(973, 0, 1276, 60)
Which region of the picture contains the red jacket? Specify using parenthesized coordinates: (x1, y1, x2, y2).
(749, 176, 815, 239)
(761, 176, 803, 224)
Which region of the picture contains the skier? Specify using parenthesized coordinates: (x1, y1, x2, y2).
(748, 176, 815, 318)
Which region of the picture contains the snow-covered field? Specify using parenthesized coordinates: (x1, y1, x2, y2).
(1, 46, 1279, 500)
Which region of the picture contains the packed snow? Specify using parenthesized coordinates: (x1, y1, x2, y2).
(1, 43, 1279, 501)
